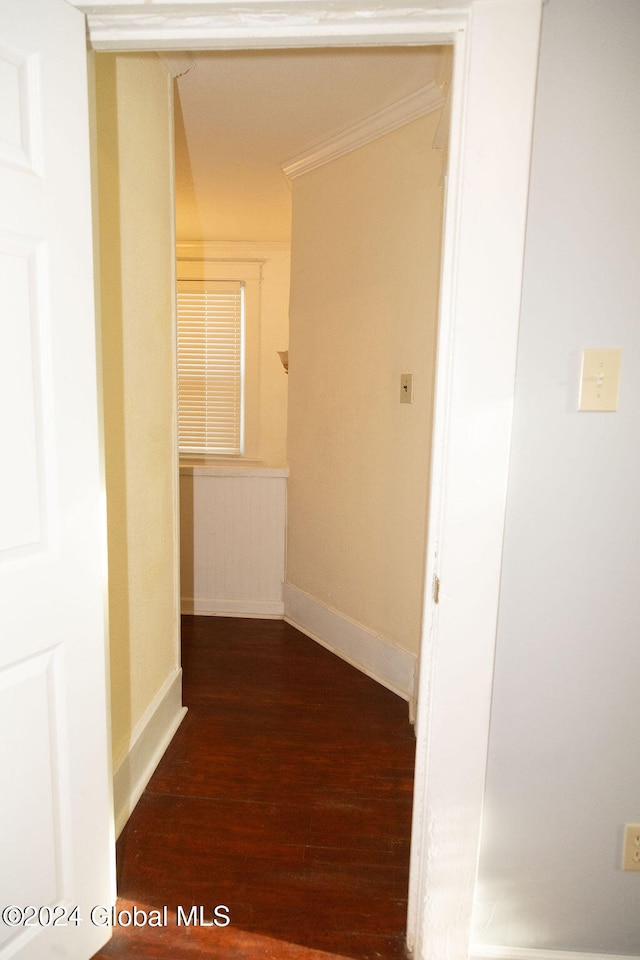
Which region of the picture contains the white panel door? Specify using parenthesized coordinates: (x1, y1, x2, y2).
(0, 0, 114, 958)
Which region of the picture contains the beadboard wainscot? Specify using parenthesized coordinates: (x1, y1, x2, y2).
(179, 462, 288, 618)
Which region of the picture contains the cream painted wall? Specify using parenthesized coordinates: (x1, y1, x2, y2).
(255, 245, 290, 469)
(286, 114, 443, 655)
(94, 53, 180, 767)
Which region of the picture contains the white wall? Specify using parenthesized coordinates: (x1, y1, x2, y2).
(473, 0, 640, 953)
(179, 464, 287, 617)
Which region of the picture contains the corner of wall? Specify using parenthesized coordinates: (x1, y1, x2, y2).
(284, 581, 416, 707)
(112, 669, 187, 836)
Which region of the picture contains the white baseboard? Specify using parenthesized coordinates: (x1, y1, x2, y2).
(283, 582, 416, 702)
(181, 597, 284, 618)
(471, 946, 640, 960)
(112, 668, 187, 837)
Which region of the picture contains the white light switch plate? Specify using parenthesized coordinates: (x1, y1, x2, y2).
(400, 373, 414, 404)
(578, 348, 621, 412)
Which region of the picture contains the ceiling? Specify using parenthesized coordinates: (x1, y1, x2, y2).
(172, 46, 446, 242)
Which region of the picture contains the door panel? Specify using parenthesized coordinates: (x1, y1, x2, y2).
(0, 1, 114, 957)
(0, 236, 47, 556)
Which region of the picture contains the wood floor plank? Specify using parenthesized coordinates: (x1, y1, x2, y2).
(93, 617, 415, 960)
(92, 899, 359, 960)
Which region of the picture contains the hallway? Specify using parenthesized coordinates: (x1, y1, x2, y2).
(93, 616, 415, 959)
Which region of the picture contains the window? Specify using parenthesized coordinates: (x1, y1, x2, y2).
(177, 279, 244, 455)
(176, 258, 262, 458)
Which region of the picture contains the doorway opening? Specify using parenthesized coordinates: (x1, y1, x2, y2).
(94, 42, 449, 958)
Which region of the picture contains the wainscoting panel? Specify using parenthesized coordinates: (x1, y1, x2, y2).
(179, 464, 288, 618)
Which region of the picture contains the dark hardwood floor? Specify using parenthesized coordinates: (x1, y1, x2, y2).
(93, 616, 415, 960)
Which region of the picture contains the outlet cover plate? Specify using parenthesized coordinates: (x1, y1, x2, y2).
(622, 823, 640, 870)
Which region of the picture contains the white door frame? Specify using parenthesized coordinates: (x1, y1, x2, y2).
(72, 1, 542, 957)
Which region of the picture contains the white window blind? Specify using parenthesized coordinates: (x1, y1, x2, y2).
(176, 279, 245, 455)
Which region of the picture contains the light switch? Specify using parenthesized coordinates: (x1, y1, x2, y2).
(578, 349, 621, 412)
(400, 373, 414, 404)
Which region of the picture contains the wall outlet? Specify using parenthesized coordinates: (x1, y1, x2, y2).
(622, 824, 640, 871)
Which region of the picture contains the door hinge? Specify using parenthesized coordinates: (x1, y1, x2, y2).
(432, 575, 440, 604)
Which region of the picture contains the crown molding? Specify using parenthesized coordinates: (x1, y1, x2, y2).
(281, 80, 445, 180)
